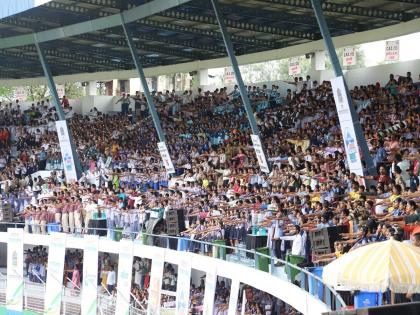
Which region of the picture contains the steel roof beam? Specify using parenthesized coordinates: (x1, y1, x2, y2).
(43, 1, 102, 19)
(0, 63, 40, 77)
(14, 11, 226, 55)
(31, 1, 291, 50)
(0, 17, 167, 66)
(46, 40, 164, 67)
(188, 0, 359, 33)
(137, 19, 281, 50)
(76, 32, 202, 60)
(0, 0, 194, 49)
(64, 2, 285, 49)
(258, 0, 413, 21)
(383, 0, 420, 4)
(111, 27, 227, 54)
(160, 9, 320, 40)
(0, 16, 52, 32)
(13, 45, 122, 71)
(0, 49, 94, 74)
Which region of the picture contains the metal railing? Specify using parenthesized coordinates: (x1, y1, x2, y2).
(0, 221, 347, 311)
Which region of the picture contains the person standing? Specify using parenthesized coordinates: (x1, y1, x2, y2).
(71, 264, 81, 295)
(68, 197, 75, 233)
(62, 200, 69, 233)
(54, 200, 62, 229)
(32, 208, 40, 234)
(115, 93, 130, 115)
(291, 225, 306, 257)
(106, 265, 116, 293)
(39, 206, 47, 235)
(61, 95, 70, 109)
(74, 197, 83, 234)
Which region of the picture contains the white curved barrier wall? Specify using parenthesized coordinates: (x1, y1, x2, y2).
(0, 230, 330, 315)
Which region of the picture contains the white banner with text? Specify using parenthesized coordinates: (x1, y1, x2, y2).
(157, 141, 175, 174)
(385, 40, 399, 61)
(251, 134, 270, 173)
(56, 120, 78, 182)
(331, 76, 364, 176)
(343, 47, 356, 66)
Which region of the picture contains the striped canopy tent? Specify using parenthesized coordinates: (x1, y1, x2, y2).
(323, 239, 420, 293)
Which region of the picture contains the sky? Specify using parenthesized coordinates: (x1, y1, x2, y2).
(35, 0, 51, 5)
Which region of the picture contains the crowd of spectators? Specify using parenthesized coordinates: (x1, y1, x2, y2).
(24, 245, 47, 283)
(1, 71, 419, 309)
(162, 263, 177, 291)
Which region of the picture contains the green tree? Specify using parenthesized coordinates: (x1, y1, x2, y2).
(239, 56, 312, 84)
(26, 85, 48, 101)
(0, 86, 14, 102)
(97, 82, 107, 95)
(64, 82, 85, 99)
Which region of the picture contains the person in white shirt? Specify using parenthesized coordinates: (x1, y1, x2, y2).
(106, 265, 116, 293)
(291, 225, 306, 257)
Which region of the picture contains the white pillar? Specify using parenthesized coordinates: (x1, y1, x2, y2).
(199, 69, 209, 87)
(87, 81, 97, 96)
(307, 51, 324, 84)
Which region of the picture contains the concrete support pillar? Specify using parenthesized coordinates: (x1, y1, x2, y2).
(307, 52, 324, 84)
(199, 69, 209, 87)
(87, 81, 97, 96)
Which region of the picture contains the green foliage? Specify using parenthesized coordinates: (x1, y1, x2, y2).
(239, 57, 312, 84)
(0, 86, 14, 102)
(64, 82, 85, 99)
(326, 46, 366, 71)
(26, 85, 48, 101)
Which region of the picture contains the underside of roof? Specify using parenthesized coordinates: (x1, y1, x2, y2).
(0, 0, 419, 80)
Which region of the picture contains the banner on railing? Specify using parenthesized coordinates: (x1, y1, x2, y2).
(203, 266, 217, 315)
(331, 76, 364, 176)
(45, 233, 67, 315)
(176, 255, 192, 315)
(147, 248, 165, 315)
(56, 120, 78, 182)
(6, 228, 24, 312)
(81, 235, 99, 315)
(115, 240, 134, 315)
